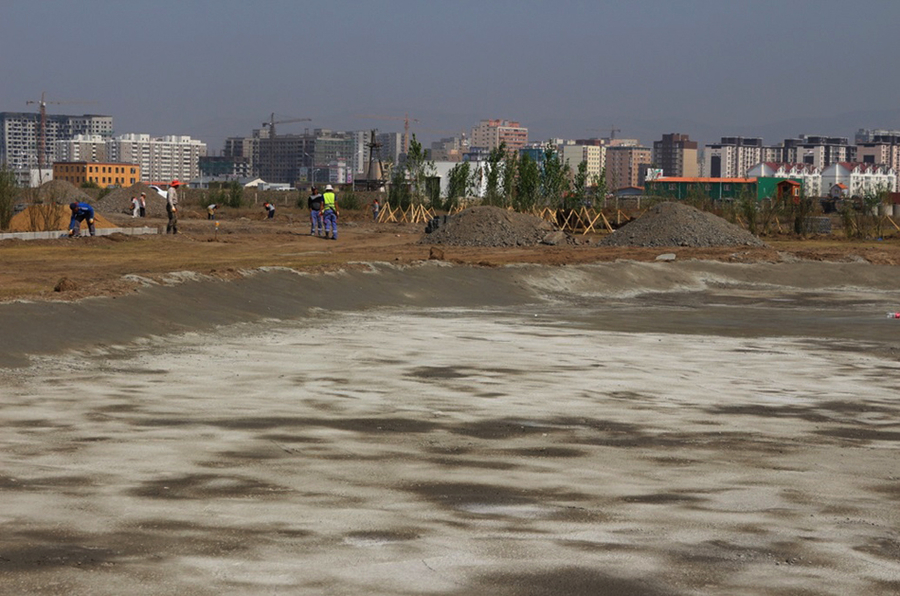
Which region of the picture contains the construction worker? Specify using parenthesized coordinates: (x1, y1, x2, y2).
(264, 202, 275, 219)
(207, 203, 218, 220)
(307, 186, 324, 236)
(166, 180, 180, 234)
(139, 192, 146, 217)
(68, 202, 96, 237)
(322, 184, 338, 240)
(372, 198, 380, 222)
(131, 195, 140, 218)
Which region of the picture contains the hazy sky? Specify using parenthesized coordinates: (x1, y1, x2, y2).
(3, 0, 899, 152)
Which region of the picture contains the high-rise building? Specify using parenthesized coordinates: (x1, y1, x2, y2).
(112, 134, 207, 183)
(652, 133, 698, 177)
(55, 134, 110, 163)
(855, 134, 900, 175)
(1, 111, 112, 172)
(605, 145, 652, 190)
(781, 135, 855, 169)
(559, 143, 605, 182)
(704, 137, 763, 178)
(470, 119, 528, 153)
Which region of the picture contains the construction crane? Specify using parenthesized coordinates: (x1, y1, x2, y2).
(355, 113, 419, 153)
(25, 91, 98, 170)
(262, 113, 312, 139)
(609, 126, 621, 141)
(260, 113, 312, 183)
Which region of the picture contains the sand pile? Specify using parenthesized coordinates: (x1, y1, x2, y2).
(600, 202, 767, 248)
(94, 182, 168, 217)
(8, 205, 116, 232)
(422, 206, 555, 247)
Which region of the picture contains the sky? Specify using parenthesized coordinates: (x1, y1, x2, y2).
(2, 0, 899, 153)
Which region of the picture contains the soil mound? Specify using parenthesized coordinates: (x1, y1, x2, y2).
(600, 202, 767, 248)
(8, 205, 116, 232)
(94, 182, 168, 218)
(422, 206, 555, 247)
(33, 180, 92, 203)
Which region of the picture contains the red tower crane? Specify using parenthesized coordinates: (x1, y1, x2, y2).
(25, 92, 97, 170)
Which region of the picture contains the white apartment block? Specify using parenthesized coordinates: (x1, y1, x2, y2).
(821, 162, 897, 195)
(55, 134, 110, 163)
(747, 162, 823, 197)
(559, 144, 605, 181)
(1, 112, 113, 171)
(703, 138, 763, 178)
(112, 134, 207, 183)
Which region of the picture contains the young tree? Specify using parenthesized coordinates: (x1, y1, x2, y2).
(514, 152, 540, 211)
(405, 135, 436, 206)
(445, 161, 470, 210)
(571, 160, 589, 208)
(484, 143, 506, 206)
(502, 149, 519, 207)
(592, 168, 608, 208)
(0, 164, 17, 230)
(540, 142, 569, 206)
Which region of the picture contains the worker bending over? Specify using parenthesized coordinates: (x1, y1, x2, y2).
(69, 202, 96, 237)
(322, 184, 338, 240)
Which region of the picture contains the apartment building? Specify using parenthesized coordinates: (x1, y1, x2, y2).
(652, 133, 698, 177)
(55, 134, 110, 163)
(53, 161, 140, 188)
(704, 137, 763, 179)
(470, 119, 528, 154)
(605, 145, 652, 190)
(0, 112, 113, 171)
(856, 134, 900, 174)
(112, 134, 206, 183)
(559, 143, 605, 181)
(782, 135, 855, 169)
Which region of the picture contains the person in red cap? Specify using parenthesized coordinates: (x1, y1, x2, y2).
(166, 180, 180, 234)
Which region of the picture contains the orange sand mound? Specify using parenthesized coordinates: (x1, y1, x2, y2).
(8, 205, 116, 232)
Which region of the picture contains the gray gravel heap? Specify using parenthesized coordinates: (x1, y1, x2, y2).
(422, 206, 555, 247)
(35, 180, 91, 203)
(600, 201, 767, 248)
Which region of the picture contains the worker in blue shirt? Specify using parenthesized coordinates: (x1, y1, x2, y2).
(69, 202, 96, 237)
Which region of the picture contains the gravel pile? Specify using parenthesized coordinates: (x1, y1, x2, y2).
(422, 206, 555, 247)
(33, 180, 92, 204)
(600, 202, 767, 248)
(94, 183, 168, 217)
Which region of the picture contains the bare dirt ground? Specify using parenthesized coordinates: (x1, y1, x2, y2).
(2, 206, 900, 302)
(2, 207, 900, 595)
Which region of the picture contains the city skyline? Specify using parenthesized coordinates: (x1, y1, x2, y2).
(2, 1, 900, 153)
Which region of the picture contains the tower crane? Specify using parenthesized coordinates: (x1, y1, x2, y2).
(609, 126, 621, 141)
(25, 91, 98, 170)
(355, 113, 419, 153)
(261, 113, 312, 139)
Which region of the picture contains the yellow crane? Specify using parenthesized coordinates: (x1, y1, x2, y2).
(25, 91, 98, 170)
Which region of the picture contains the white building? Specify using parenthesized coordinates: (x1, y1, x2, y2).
(746, 162, 823, 197)
(55, 134, 109, 163)
(703, 137, 763, 178)
(821, 162, 897, 196)
(112, 134, 207, 183)
(559, 144, 605, 181)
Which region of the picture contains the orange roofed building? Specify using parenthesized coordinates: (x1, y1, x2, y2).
(53, 161, 141, 189)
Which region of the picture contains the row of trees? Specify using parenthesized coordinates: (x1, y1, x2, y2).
(388, 138, 608, 212)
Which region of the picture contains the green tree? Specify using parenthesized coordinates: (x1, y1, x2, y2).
(592, 168, 607, 208)
(571, 160, 589, 208)
(405, 135, 436, 205)
(502, 149, 519, 206)
(0, 164, 17, 230)
(514, 152, 540, 211)
(388, 163, 411, 209)
(483, 143, 506, 206)
(540, 142, 569, 206)
(445, 161, 470, 209)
